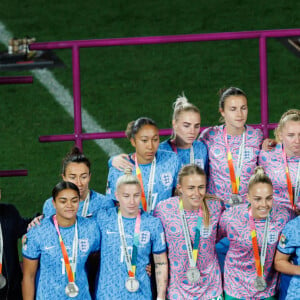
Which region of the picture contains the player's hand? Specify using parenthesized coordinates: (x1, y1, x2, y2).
(112, 154, 134, 171)
(145, 264, 151, 277)
(262, 138, 277, 151)
(27, 215, 44, 231)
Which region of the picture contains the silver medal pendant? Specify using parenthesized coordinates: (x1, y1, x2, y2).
(125, 277, 139, 292)
(186, 267, 200, 283)
(230, 194, 243, 206)
(254, 276, 267, 292)
(0, 274, 6, 289)
(65, 282, 79, 298)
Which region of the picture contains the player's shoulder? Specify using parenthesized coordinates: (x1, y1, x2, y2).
(156, 149, 178, 162)
(159, 140, 172, 152)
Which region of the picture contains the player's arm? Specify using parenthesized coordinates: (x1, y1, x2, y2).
(153, 252, 168, 299)
(274, 250, 300, 276)
(22, 257, 39, 300)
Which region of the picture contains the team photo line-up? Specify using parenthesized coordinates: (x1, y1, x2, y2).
(1, 87, 299, 300)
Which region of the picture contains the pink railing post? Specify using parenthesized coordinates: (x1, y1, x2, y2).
(0, 75, 33, 177)
(259, 36, 269, 138)
(72, 46, 83, 150)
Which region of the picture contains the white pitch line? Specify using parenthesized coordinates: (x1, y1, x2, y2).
(0, 21, 123, 157)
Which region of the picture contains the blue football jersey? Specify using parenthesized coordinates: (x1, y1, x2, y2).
(277, 216, 300, 300)
(106, 150, 180, 212)
(22, 216, 100, 300)
(95, 207, 166, 300)
(159, 139, 208, 173)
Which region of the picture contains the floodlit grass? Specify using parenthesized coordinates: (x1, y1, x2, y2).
(0, 0, 299, 219)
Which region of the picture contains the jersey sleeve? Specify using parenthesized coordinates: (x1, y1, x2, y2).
(150, 217, 167, 254)
(43, 198, 55, 217)
(22, 227, 41, 260)
(106, 167, 122, 200)
(217, 210, 228, 242)
(87, 219, 101, 252)
(277, 219, 298, 255)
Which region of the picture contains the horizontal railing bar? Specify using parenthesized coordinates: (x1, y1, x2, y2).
(0, 76, 33, 84)
(0, 170, 28, 177)
(30, 29, 300, 50)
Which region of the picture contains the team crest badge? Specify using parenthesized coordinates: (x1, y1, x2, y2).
(79, 239, 89, 252)
(201, 225, 212, 238)
(160, 172, 172, 187)
(139, 231, 150, 245)
(268, 231, 279, 245)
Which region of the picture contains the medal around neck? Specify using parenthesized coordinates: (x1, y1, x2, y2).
(186, 267, 200, 283)
(254, 276, 267, 292)
(65, 282, 79, 298)
(229, 194, 243, 206)
(0, 274, 6, 289)
(125, 277, 139, 292)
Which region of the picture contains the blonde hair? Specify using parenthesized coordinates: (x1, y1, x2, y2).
(116, 168, 141, 191)
(248, 166, 272, 192)
(172, 93, 200, 122)
(177, 164, 210, 227)
(274, 109, 300, 142)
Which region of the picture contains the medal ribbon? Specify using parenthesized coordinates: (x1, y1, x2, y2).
(134, 155, 156, 213)
(282, 145, 300, 210)
(81, 191, 90, 217)
(248, 208, 269, 277)
(0, 224, 3, 275)
(118, 209, 141, 278)
(170, 140, 195, 164)
(223, 127, 246, 194)
(179, 199, 203, 267)
(53, 215, 78, 283)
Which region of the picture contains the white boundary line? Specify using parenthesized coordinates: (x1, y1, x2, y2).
(0, 21, 123, 157)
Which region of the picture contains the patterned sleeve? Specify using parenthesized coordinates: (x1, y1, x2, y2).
(151, 216, 167, 254)
(217, 210, 228, 241)
(88, 219, 101, 252)
(106, 167, 122, 200)
(22, 226, 41, 260)
(199, 127, 212, 147)
(277, 219, 298, 255)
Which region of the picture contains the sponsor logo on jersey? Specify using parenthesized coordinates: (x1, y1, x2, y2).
(160, 172, 173, 187)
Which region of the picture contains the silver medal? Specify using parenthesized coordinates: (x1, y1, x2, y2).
(186, 267, 200, 283)
(0, 274, 6, 289)
(125, 277, 139, 292)
(230, 194, 243, 206)
(65, 282, 79, 298)
(254, 276, 267, 292)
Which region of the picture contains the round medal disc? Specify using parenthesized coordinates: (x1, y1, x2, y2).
(65, 282, 79, 298)
(230, 194, 243, 206)
(125, 277, 139, 292)
(0, 274, 6, 289)
(186, 267, 200, 283)
(254, 276, 267, 292)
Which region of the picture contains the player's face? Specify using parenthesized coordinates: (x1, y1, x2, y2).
(53, 188, 80, 222)
(131, 125, 160, 164)
(177, 174, 206, 210)
(248, 183, 273, 219)
(116, 183, 141, 218)
(62, 162, 91, 201)
(279, 120, 300, 157)
(220, 95, 248, 134)
(173, 111, 201, 148)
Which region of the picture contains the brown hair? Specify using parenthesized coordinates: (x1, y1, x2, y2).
(177, 164, 210, 227)
(274, 109, 300, 143)
(125, 117, 158, 140)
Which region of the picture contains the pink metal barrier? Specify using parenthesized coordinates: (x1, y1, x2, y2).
(30, 29, 300, 150)
(0, 75, 33, 177)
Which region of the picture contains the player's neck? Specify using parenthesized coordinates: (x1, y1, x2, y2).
(173, 136, 193, 149)
(80, 190, 90, 202)
(56, 215, 76, 227)
(225, 124, 245, 136)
